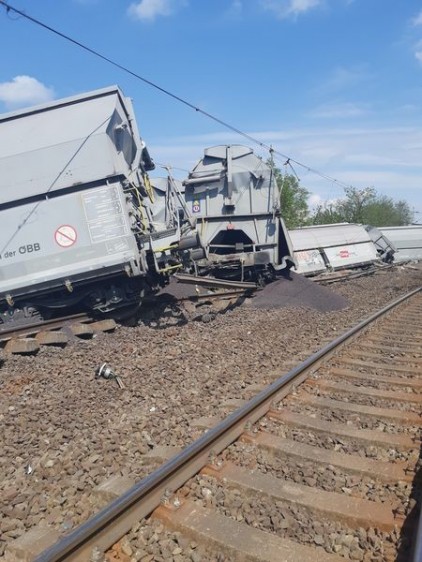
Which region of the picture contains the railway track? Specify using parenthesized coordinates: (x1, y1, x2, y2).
(314, 264, 394, 285)
(0, 315, 117, 356)
(0, 313, 92, 341)
(5, 288, 421, 562)
(0, 288, 251, 353)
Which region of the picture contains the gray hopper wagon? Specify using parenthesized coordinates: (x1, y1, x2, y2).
(183, 145, 295, 281)
(376, 225, 422, 263)
(0, 86, 199, 326)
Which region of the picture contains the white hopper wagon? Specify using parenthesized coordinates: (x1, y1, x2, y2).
(377, 225, 422, 263)
(289, 223, 380, 275)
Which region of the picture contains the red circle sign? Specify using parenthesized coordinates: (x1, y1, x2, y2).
(55, 225, 77, 248)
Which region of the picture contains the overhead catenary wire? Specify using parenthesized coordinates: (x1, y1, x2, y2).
(155, 163, 191, 175)
(0, 0, 356, 193)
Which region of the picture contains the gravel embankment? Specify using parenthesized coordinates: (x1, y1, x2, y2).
(0, 266, 421, 558)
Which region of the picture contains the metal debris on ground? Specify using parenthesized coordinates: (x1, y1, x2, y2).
(95, 363, 125, 389)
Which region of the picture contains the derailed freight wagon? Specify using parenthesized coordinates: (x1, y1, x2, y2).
(0, 86, 200, 326)
(289, 223, 379, 275)
(365, 225, 396, 263)
(376, 225, 422, 263)
(183, 145, 295, 282)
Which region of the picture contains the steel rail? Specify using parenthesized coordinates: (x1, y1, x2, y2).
(174, 273, 257, 290)
(412, 501, 422, 562)
(314, 264, 395, 285)
(34, 286, 422, 562)
(0, 312, 91, 342)
(182, 288, 252, 301)
(146, 288, 252, 304)
(316, 269, 375, 284)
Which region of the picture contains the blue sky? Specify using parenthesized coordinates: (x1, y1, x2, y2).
(1, 0, 422, 218)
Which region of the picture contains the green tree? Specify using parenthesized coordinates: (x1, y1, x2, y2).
(311, 187, 412, 227)
(362, 196, 413, 226)
(311, 202, 345, 225)
(272, 168, 310, 228)
(337, 187, 377, 223)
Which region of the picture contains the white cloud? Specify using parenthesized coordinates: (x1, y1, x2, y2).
(307, 193, 340, 210)
(308, 193, 324, 207)
(412, 10, 422, 26)
(226, 0, 243, 18)
(310, 102, 368, 119)
(397, 103, 419, 114)
(0, 76, 55, 110)
(128, 0, 187, 21)
(316, 65, 369, 95)
(149, 124, 422, 214)
(261, 0, 322, 19)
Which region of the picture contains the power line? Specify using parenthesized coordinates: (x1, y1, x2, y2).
(155, 163, 191, 174)
(0, 0, 355, 192)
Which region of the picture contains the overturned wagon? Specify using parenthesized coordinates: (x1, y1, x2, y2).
(0, 86, 200, 327)
(183, 145, 294, 281)
(290, 223, 380, 275)
(375, 225, 422, 263)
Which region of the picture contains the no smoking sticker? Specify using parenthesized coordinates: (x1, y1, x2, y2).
(55, 225, 77, 248)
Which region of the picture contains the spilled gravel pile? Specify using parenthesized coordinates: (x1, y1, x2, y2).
(250, 271, 349, 312)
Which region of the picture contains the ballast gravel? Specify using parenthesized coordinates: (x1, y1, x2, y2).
(259, 418, 418, 462)
(223, 441, 413, 506)
(301, 384, 420, 413)
(0, 266, 421, 559)
(183, 473, 406, 561)
(283, 400, 420, 435)
(317, 370, 419, 394)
